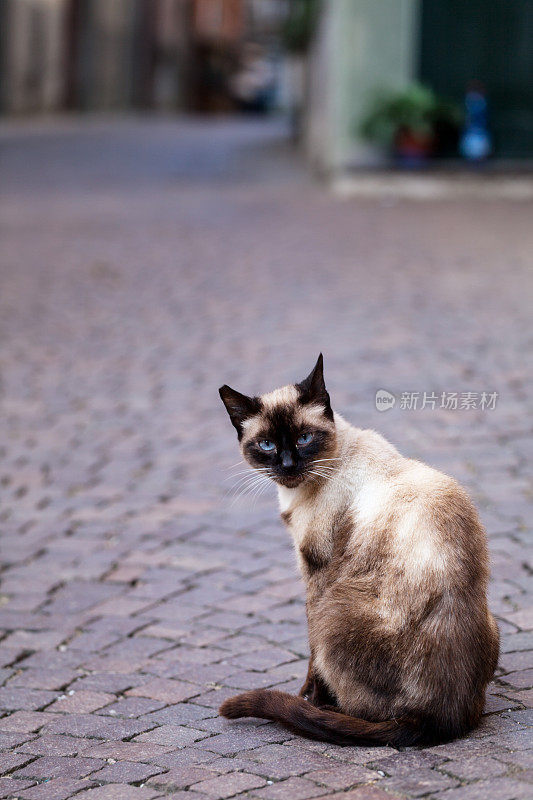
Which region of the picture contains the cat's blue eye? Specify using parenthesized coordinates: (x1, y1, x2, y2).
(259, 440, 276, 452)
(297, 432, 313, 446)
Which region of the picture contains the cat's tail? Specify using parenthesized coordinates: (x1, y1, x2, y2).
(219, 689, 423, 747)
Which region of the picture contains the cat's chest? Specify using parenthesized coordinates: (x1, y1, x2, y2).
(278, 486, 326, 538)
(278, 486, 338, 573)
(277, 486, 295, 514)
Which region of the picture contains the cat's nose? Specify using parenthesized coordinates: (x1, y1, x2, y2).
(281, 450, 294, 468)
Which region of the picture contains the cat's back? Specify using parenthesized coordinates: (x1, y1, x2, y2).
(348, 429, 489, 588)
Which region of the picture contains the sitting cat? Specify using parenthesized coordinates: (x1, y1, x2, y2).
(218, 355, 499, 745)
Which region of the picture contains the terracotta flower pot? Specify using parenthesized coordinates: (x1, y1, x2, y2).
(394, 127, 435, 165)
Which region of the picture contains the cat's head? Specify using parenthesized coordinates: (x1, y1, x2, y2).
(219, 354, 336, 488)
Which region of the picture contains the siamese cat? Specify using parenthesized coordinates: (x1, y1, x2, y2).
(218, 355, 499, 745)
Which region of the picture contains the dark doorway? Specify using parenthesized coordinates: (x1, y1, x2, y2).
(420, 0, 533, 157)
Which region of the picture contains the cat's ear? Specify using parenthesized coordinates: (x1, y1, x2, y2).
(219, 385, 261, 438)
(296, 354, 333, 420)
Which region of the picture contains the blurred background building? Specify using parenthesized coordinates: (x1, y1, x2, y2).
(0, 0, 532, 172)
(0, 0, 289, 114)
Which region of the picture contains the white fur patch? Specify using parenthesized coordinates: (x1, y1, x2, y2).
(278, 485, 296, 513)
(395, 509, 446, 575)
(355, 481, 392, 526)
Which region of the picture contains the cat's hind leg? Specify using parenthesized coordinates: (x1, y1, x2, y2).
(299, 657, 315, 698)
(299, 655, 338, 709)
(309, 674, 338, 709)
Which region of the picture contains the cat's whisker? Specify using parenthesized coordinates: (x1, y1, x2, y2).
(224, 467, 270, 482)
(309, 468, 343, 480)
(228, 465, 271, 473)
(250, 478, 272, 508)
(230, 473, 272, 507)
(229, 482, 264, 506)
(227, 465, 270, 473)
(225, 473, 267, 499)
(308, 466, 339, 476)
(228, 472, 267, 493)
(308, 470, 350, 492)
(226, 468, 271, 486)
(227, 472, 259, 489)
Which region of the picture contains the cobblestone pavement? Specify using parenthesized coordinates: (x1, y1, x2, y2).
(0, 116, 532, 800)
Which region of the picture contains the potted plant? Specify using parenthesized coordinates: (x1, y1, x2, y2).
(359, 83, 462, 164)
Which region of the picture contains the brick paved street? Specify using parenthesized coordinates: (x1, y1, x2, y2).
(0, 116, 531, 799)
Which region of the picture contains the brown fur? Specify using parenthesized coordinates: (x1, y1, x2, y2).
(219, 355, 499, 745)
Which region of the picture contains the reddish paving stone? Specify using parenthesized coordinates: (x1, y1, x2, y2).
(0, 752, 35, 776)
(18, 734, 90, 756)
(66, 673, 144, 694)
(45, 691, 115, 714)
(497, 750, 533, 769)
(141, 703, 217, 727)
(42, 713, 153, 740)
(7, 669, 78, 690)
(0, 712, 50, 733)
(96, 696, 166, 717)
(0, 732, 35, 749)
(12, 756, 105, 781)
(369, 750, 446, 775)
(74, 786, 162, 800)
(501, 607, 533, 630)
(148, 747, 218, 770)
(0, 778, 37, 798)
(305, 764, 380, 790)
(193, 728, 293, 756)
(499, 669, 533, 689)
(187, 687, 245, 710)
(89, 759, 164, 783)
(146, 764, 214, 790)
(0, 688, 57, 712)
(250, 776, 326, 799)
(501, 633, 533, 654)
(159, 793, 212, 800)
(431, 779, 533, 800)
(1, 631, 66, 651)
(326, 789, 403, 800)
(484, 691, 517, 714)
(499, 650, 533, 673)
(190, 771, 266, 798)
(503, 688, 533, 707)
(440, 756, 509, 780)
(81, 740, 172, 762)
(378, 768, 460, 796)
(244, 745, 345, 780)
(126, 678, 203, 703)
(504, 707, 533, 725)
(17, 778, 97, 800)
(153, 794, 207, 800)
(134, 724, 211, 747)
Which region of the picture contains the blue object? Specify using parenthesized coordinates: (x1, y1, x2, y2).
(460, 86, 491, 161)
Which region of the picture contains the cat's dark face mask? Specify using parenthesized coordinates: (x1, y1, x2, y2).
(219, 354, 337, 488)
